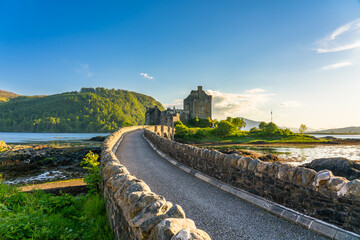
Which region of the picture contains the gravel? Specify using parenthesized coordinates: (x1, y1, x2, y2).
(116, 130, 329, 240)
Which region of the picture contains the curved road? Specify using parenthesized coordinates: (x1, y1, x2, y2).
(115, 130, 328, 240)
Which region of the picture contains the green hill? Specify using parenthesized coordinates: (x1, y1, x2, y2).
(0, 90, 19, 102)
(310, 126, 360, 134)
(0, 87, 164, 133)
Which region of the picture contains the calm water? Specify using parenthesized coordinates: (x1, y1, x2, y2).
(237, 145, 360, 166)
(1, 132, 359, 165)
(312, 134, 360, 139)
(230, 134, 360, 165)
(0, 132, 109, 144)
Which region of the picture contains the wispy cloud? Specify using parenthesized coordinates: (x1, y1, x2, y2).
(77, 63, 94, 77)
(163, 99, 183, 109)
(245, 88, 265, 94)
(320, 62, 353, 70)
(279, 100, 302, 107)
(205, 88, 273, 119)
(316, 18, 360, 53)
(140, 73, 154, 80)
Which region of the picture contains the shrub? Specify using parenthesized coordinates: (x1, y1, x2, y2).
(215, 120, 238, 136)
(81, 151, 101, 193)
(175, 121, 191, 139)
(187, 117, 212, 128)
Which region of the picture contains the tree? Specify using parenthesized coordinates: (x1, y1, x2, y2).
(265, 122, 278, 134)
(231, 117, 246, 130)
(299, 124, 307, 135)
(259, 121, 267, 130)
(215, 120, 237, 136)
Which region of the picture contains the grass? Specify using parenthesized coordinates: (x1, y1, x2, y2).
(0, 181, 114, 240)
(178, 132, 331, 144)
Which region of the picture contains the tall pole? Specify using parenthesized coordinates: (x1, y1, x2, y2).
(271, 110, 273, 123)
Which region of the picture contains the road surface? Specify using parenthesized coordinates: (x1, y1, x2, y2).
(115, 130, 328, 240)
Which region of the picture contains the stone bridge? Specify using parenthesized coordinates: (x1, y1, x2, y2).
(101, 126, 360, 240)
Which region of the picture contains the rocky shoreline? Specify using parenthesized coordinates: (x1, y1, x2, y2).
(0, 142, 100, 185)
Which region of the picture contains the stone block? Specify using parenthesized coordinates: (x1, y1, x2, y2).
(239, 157, 252, 169)
(149, 218, 197, 240)
(275, 163, 292, 181)
(309, 221, 337, 238)
(339, 179, 360, 197)
(248, 158, 260, 171)
(328, 177, 349, 191)
(313, 170, 333, 187)
(124, 181, 151, 201)
(130, 200, 172, 227)
(140, 204, 186, 236)
(171, 228, 211, 240)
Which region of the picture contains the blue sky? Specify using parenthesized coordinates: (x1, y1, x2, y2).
(1, 0, 359, 129)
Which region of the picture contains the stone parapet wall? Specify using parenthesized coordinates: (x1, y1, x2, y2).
(101, 126, 210, 240)
(144, 130, 360, 234)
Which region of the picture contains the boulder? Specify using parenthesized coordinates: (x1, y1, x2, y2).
(302, 158, 360, 180)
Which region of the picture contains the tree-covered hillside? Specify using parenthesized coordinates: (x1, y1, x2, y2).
(0, 87, 164, 133)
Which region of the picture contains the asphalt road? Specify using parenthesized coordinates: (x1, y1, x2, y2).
(115, 130, 328, 240)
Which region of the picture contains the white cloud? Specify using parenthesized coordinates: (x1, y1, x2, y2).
(320, 62, 353, 70)
(279, 100, 302, 107)
(205, 89, 273, 119)
(316, 18, 360, 53)
(77, 63, 94, 77)
(245, 88, 266, 94)
(163, 99, 183, 109)
(140, 73, 154, 80)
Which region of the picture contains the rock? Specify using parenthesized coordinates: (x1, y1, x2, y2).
(171, 229, 211, 240)
(86, 136, 108, 142)
(328, 176, 348, 191)
(247, 158, 260, 171)
(130, 192, 166, 218)
(301, 168, 317, 187)
(239, 157, 252, 169)
(130, 200, 172, 227)
(140, 204, 186, 236)
(343, 179, 360, 197)
(149, 218, 197, 240)
(302, 158, 360, 180)
(313, 170, 333, 187)
(292, 167, 316, 187)
(124, 181, 151, 201)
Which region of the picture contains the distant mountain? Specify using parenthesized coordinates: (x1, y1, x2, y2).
(0, 90, 19, 102)
(240, 117, 261, 131)
(0, 87, 164, 133)
(310, 126, 360, 134)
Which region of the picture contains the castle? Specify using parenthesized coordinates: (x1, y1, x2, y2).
(145, 86, 212, 126)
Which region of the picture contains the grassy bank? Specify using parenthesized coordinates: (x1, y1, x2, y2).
(0, 181, 113, 240)
(175, 119, 331, 145)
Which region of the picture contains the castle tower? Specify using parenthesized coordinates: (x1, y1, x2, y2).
(183, 86, 212, 120)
